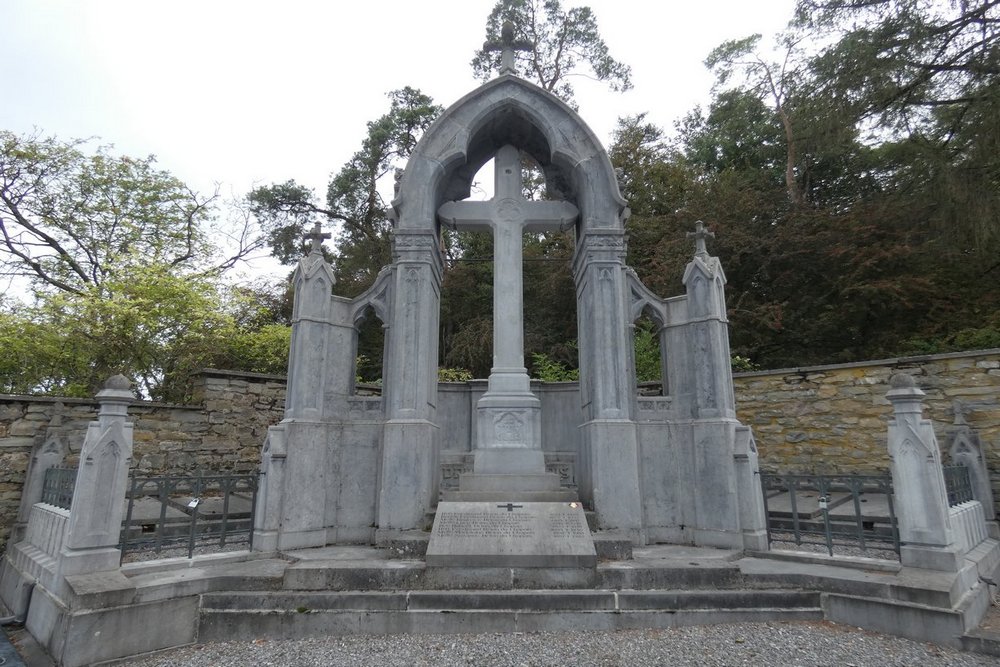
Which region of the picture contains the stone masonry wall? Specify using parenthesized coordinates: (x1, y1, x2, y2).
(1, 350, 997, 549)
(0, 369, 285, 548)
(734, 349, 1000, 505)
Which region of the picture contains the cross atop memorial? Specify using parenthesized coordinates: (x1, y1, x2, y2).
(304, 221, 331, 255)
(483, 20, 533, 76)
(687, 220, 715, 257)
(438, 145, 577, 400)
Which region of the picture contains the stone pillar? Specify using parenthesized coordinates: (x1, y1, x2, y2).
(254, 228, 371, 551)
(681, 237, 736, 421)
(284, 243, 337, 421)
(573, 229, 643, 539)
(471, 217, 544, 476)
(58, 375, 133, 576)
(15, 406, 69, 542)
(886, 373, 962, 571)
(734, 425, 769, 551)
(377, 229, 442, 533)
(947, 402, 997, 529)
(668, 223, 758, 549)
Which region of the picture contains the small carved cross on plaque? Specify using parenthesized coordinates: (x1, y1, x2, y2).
(687, 220, 715, 257)
(304, 221, 331, 255)
(497, 502, 524, 512)
(483, 20, 533, 76)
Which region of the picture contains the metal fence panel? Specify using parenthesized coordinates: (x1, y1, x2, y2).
(40, 466, 77, 510)
(760, 472, 899, 558)
(119, 472, 259, 560)
(943, 465, 974, 507)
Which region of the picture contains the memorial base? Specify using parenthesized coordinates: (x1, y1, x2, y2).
(425, 501, 596, 568)
(444, 472, 577, 502)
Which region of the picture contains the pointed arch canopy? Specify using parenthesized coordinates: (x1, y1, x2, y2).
(391, 75, 627, 234)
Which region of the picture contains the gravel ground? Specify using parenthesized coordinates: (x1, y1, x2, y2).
(123, 622, 1000, 666)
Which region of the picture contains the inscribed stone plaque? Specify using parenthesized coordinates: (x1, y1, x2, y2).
(425, 501, 596, 567)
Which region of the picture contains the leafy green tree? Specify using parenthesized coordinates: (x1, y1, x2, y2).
(0, 263, 231, 398)
(248, 87, 442, 295)
(795, 0, 1000, 252)
(472, 0, 632, 103)
(0, 132, 289, 399)
(703, 33, 815, 205)
(0, 131, 261, 296)
(0, 268, 297, 400)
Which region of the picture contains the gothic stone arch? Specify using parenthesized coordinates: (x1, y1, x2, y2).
(380, 75, 644, 537)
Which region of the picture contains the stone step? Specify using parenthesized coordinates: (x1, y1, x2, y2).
(281, 559, 743, 591)
(201, 588, 819, 612)
(198, 589, 823, 641)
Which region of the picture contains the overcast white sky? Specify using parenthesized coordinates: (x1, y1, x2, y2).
(2, 0, 796, 284)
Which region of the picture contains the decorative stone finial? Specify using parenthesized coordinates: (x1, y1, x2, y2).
(304, 221, 331, 255)
(483, 20, 533, 75)
(104, 374, 131, 391)
(952, 399, 968, 426)
(889, 372, 916, 389)
(393, 167, 404, 196)
(687, 221, 715, 257)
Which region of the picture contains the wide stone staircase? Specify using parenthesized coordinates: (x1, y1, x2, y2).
(112, 541, 1000, 653)
(197, 588, 823, 641)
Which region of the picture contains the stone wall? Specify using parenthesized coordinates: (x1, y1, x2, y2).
(1, 350, 997, 550)
(733, 349, 1000, 477)
(0, 369, 285, 547)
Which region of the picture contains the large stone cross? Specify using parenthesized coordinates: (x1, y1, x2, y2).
(438, 145, 578, 395)
(483, 21, 533, 76)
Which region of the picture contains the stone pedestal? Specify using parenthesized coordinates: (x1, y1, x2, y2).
(58, 375, 134, 577)
(886, 374, 963, 571)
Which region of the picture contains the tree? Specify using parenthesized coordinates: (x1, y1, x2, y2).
(248, 88, 442, 295)
(471, 0, 632, 103)
(796, 0, 1000, 138)
(703, 33, 814, 204)
(0, 263, 228, 398)
(0, 131, 262, 296)
(795, 0, 1000, 251)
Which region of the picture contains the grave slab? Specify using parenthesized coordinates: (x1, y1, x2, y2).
(425, 501, 596, 568)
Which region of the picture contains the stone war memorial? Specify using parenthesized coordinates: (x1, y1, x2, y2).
(2, 31, 1000, 667)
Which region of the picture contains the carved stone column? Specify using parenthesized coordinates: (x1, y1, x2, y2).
(59, 375, 134, 576)
(377, 229, 443, 533)
(573, 229, 642, 538)
(886, 373, 962, 571)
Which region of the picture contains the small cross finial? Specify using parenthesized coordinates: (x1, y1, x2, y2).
(687, 220, 715, 257)
(304, 221, 331, 255)
(483, 20, 533, 75)
(952, 399, 968, 426)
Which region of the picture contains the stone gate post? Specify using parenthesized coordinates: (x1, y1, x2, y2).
(58, 375, 134, 576)
(886, 373, 963, 571)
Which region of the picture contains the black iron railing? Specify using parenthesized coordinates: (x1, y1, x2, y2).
(943, 464, 974, 507)
(120, 472, 259, 561)
(40, 466, 77, 509)
(760, 472, 899, 558)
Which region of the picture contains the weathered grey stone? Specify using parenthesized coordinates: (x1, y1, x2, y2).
(886, 376, 964, 571)
(59, 377, 134, 577)
(426, 501, 596, 568)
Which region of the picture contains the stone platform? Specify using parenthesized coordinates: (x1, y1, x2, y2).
(10, 540, 1000, 665)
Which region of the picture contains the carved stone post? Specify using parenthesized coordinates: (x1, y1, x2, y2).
(886, 373, 962, 571)
(948, 401, 997, 534)
(58, 375, 134, 576)
(377, 229, 443, 533)
(574, 228, 643, 539)
(14, 405, 69, 543)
